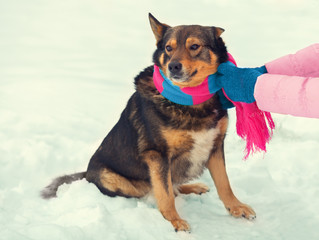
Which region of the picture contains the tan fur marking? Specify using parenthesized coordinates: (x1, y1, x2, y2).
(159, 53, 165, 66)
(145, 152, 190, 231)
(161, 128, 193, 155)
(166, 39, 177, 50)
(215, 27, 225, 37)
(99, 168, 151, 197)
(161, 128, 194, 185)
(207, 146, 234, 202)
(185, 37, 202, 47)
(218, 116, 228, 135)
(185, 37, 203, 56)
(178, 183, 210, 195)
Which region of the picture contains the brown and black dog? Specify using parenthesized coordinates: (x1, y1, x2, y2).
(42, 13, 256, 232)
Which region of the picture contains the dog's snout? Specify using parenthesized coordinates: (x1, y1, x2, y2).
(168, 62, 182, 75)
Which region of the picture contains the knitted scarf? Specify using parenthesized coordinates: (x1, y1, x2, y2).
(153, 54, 275, 159)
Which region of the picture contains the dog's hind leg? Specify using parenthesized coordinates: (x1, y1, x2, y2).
(92, 168, 151, 198)
(178, 183, 210, 195)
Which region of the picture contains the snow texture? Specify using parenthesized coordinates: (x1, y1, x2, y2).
(1, 0, 319, 239)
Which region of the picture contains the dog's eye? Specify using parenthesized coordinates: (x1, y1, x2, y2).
(166, 45, 173, 52)
(190, 44, 200, 50)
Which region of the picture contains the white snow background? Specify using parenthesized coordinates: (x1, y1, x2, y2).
(1, 0, 319, 239)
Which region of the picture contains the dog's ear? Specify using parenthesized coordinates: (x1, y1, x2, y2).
(212, 27, 225, 38)
(149, 13, 170, 44)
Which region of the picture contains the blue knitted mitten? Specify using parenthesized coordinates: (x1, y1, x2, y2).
(209, 62, 264, 104)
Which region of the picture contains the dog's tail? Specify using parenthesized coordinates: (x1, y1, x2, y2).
(41, 172, 86, 199)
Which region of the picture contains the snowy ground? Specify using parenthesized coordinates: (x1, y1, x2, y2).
(1, 0, 319, 239)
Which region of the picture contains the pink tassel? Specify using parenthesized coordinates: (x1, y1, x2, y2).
(234, 102, 275, 159)
(223, 90, 275, 159)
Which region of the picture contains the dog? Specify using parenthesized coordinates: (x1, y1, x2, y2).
(41, 13, 256, 232)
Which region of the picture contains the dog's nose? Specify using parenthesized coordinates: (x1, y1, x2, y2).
(168, 61, 182, 75)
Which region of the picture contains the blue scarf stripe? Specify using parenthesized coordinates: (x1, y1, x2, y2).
(161, 82, 194, 105)
(159, 69, 194, 105)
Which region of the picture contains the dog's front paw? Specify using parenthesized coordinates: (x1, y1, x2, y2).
(171, 219, 191, 232)
(226, 203, 256, 220)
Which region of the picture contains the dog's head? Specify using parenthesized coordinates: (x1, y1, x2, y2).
(149, 13, 228, 88)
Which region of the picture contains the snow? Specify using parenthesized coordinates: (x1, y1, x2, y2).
(1, 0, 319, 239)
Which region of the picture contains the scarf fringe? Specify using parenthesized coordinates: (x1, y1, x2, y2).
(232, 101, 275, 159)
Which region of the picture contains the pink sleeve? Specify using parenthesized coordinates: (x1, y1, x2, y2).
(265, 43, 319, 77)
(254, 74, 319, 118)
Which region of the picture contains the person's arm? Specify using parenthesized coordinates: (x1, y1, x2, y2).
(265, 44, 319, 77)
(254, 74, 319, 118)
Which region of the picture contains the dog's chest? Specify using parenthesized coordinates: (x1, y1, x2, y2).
(164, 127, 220, 184)
(187, 128, 220, 178)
